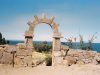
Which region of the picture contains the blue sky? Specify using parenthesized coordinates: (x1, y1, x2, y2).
(0, 0, 100, 42)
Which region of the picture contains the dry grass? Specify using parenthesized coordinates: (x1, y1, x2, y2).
(32, 52, 46, 66)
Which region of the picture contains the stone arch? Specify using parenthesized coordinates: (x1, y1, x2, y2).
(24, 14, 63, 65)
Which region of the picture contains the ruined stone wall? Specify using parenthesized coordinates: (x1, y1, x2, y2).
(62, 49, 100, 66)
(14, 48, 32, 67)
(0, 45, 32, 67)
(0, 45, 100, 67)
(0, 45, 13, 64)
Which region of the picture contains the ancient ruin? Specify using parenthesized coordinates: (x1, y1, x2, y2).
(25, 14, 63, 65)
(0, 14, 100, 67)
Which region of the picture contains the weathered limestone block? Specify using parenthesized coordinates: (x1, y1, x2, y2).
(0, 53, 3, 59)
(94, 53, 100, 60)
(53, 57, 63, 66)
(67, 49, 78, 56)
(53, 51, 62, 57)
(78, 54, 85, 60)
(16, 43, 26, 49)
(14, 57, 24, 66)
(0, 45, 9, 49)
(0, 45, 16, 65)
(0, 47, 2, 50)
(53, 38, 61, 51)
(64, 56, 76, 66)
(16, 49, 32, 56)
(88, 51, 97, 56)
(0, 47, 5, 50)
(77, 60, 85, 65)
(15, 47, 32, 67)
(0, 52, 13, 64)
(40, 18, 50, 24)
(94, 53, 100, 64)
(49, 16, 54, 24)
(15, 55, 32, 67)
(0, 49, 4, 59)
(82, 59, 92, 64)
(23, 56, 32, 67)
(4, 46, 14, 53)
(25, 30, 33, 37)
(16, 55, 25, 59)
(63, 60, 68, 66)
(34, 16, 39, 23)
(84, 51, 95, 58)
(25, 37, 33, 49)
(92, 59, 98, 65)
(32, 20, 39, 25)
(73, 53, 80, 57)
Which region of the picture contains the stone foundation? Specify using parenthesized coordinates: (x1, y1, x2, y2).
(15, 48, 32, 67)
(0, 45, 33, 67)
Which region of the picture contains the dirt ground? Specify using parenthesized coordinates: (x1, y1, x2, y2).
(0, 64, 100, 75)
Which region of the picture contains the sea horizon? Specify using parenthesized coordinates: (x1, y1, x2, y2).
(8, 40, 100, 53)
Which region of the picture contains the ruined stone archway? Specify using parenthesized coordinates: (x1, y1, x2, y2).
(25, 14, 63, 65)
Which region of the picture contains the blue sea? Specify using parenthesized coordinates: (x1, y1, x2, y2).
(9, 40, 100, 53)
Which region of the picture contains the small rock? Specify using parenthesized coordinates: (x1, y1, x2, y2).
(92, 60, 98, 65)
(64, 56, 76, 66)
(77, 60, 85, 65)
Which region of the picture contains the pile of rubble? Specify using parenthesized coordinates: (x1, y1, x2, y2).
(63, 49, 100, 66)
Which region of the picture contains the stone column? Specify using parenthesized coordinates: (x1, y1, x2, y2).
(25, 31, 33, 49)
(52, 33, 63, 66)
(53, 38, 61, 51)
(25, 36, 33, 49)
(17, 31, 33, 67)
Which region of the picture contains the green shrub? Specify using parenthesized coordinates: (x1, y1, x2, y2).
(0, 32, 9, 45)
(45, 54, 52, 66)
(33, 41, 52, 53)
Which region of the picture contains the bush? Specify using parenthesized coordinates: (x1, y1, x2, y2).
(0, 32, 9, 45)
(45, 54, 52, 66)
(33, 41, 52, 53)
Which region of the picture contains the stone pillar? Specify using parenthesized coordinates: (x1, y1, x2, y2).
(25, 31, 33, 49)
(52, 33, 63, 66)
(16, 31, 33, 67)
(53, 38, 61, 51)
(25, 36, 33, 49)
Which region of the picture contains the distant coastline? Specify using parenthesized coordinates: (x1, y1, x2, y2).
(8, 40, 100, 52)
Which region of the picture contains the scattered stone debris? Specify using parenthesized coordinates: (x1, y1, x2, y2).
(62, 49, 100, 66)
